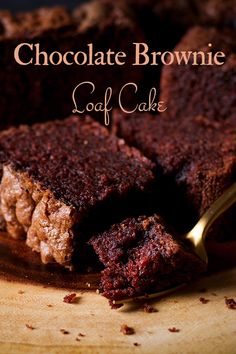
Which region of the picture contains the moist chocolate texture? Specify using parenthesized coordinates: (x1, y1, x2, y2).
(0, 0, 143, 128)
(90, 215, 206, 300)
(113, 111, 236, 240)
(160, 26, 236, 121)
(0, 115, 155, 269)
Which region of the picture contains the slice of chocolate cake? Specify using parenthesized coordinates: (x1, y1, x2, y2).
(90, 215, 206, 301)
(0, 1, 143, 128)
(113, 111, 236, 240)
(0, 115, 155, 269)
(160, 26, 236, 121)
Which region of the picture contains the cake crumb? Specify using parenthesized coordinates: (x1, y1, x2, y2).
(110, 300, 123, 309)
(63, 293, 77, 303)
(225, 298, 236, 309)
(86, 282, 91, 288)
(76, 337, 81, 342)
(120, 324, 135, 335)
(60, 329, 70, 335)
(199, 297, 210, 304)
(18, 290, 25, 294)
(78, 333, 86, 337)
(133, 342, 141, 346)
(47, 304, 53, 307)
(168, 327, 180, 333)
(25, 324, 35, 330)
(142, 303, 158, 313)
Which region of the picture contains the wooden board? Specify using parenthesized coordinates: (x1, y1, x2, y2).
(0, 268, 236, 354)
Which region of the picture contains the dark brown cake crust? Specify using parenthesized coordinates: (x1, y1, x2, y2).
(90, 215, 206, 300)
(113, 111, 236, 240)
(0, 1, 143, 128)
(0, 115, 155, 267)
(160, 26, 236, 121)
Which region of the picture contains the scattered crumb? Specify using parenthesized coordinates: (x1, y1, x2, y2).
(133, 343, 141, 346)
(86, 282, 91, 288)
(168, 327, 180, 333)
(47, 304, 53, 308)
(142, 303, 158, 313)
(199, 297, 210, 304)
(120, 324, 135, 335)
(110, 300, 123, 309)
(63, 293, 77, 304)
(18, 290, 25, 294)
(60, 329, 70, 335)
(96, 289, 100, 294)
(225, 298, 236, 309)
(75, 337, 81, 342)
(25, 324, 35, 330)
(78, 333, 86, 337)
(199, 288, 207, 293)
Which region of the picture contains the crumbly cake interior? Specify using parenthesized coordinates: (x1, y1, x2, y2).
(0, 116, 155, 269)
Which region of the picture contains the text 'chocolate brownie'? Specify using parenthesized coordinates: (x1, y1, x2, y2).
(90, 215, 206, 300)
(0, 0, 143, 128)
(0, 115, 155, 269)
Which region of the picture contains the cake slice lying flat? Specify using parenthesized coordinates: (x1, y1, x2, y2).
(90, 215, 206, 301)
(113, 111, 236, 240)
(0, 116, 155, 269)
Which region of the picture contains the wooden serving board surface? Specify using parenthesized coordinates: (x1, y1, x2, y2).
(0, 269, 236, 353)
(0, 233, 236, 353)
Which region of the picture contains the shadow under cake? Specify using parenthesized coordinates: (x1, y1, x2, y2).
(89, 215, 206, 301)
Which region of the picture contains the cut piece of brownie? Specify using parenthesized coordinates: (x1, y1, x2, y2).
(160, 26, 236, 121)
(113, 111, 236, 240)
(0, 1, 143, 128)
(0, 115, 155, 269)
(90, 215, 206, 300)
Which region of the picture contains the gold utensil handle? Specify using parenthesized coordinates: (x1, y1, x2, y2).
(200, 182, 236, 239)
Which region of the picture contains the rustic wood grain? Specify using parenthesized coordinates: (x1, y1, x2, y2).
(0, 269, 236, 354)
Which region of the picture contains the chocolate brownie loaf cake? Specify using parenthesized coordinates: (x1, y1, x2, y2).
(160, 26, 236, 121)
(90, 215, 206, 300)
(0, 1, 142, 128)
(0, 115, 155, 269)
(113, 111, 236, 239)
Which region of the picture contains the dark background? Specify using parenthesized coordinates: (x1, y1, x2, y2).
(0, 0, 85, 11)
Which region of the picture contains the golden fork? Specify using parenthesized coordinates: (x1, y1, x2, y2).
(113, 182, 236, 305)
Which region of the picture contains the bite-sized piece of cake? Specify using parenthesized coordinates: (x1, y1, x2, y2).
(113, 111, 236, 239)
(0, 1, 143, 128)
(160, 26, 236, 121)
(90, 215, 206, 301)
(0, 115, 155, 268)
